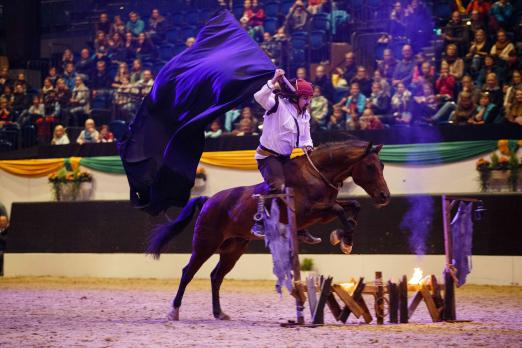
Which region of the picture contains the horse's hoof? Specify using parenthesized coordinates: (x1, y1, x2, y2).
(340, 241, 352, 254)
(330, 229, 342, 246)
(214, 312, 231, 320)
(167, 307, 180, 321)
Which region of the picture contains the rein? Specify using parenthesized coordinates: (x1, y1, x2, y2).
(304, 142, 373, 191)
(304, 150, 341, 191)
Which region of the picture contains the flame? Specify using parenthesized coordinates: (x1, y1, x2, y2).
(408, 267, 424, 285)
(339, 282, 355, 292)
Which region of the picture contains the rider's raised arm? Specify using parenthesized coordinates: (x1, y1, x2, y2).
(254, 80, 276, 111)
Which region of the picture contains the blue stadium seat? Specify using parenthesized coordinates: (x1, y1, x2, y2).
(166, 28, 180, 44)
(264, 1, 280, 17)
(233, 5, 244, 19)
(280, 0, 294, 15)
(311, 13, 329, 32)
(159, 44, 175, 61)
(173, 43, 187, 55)
(199, 9, 213, 23)
(180, 26, 198, 40)
(171, 12, 185, 26)
(264, 17, 279, 35)
(186, 10, 200, 26)
(309, 30, 327, 50)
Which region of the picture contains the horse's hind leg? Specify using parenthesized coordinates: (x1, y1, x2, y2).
(210, 238, 249, 320)
(168, 237, 217, 321)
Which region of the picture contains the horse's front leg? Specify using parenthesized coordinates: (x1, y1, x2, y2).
(328, 200, 361, 254)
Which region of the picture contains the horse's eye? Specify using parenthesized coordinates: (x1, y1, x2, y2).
(366, 164, 375, 172)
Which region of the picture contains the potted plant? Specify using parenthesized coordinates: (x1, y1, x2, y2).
(300, 257, 316, 280)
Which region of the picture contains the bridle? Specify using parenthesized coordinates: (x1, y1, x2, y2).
(304, 142, 373, 191)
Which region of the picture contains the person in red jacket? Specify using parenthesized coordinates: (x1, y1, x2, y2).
(435, 62, 456, 100)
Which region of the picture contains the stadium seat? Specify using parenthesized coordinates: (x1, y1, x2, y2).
(166, 28, 180, 44)
(264, 2, 280, 17)
(309, 30, 327, 50)
(180, 26, 198, 40)
(159, 44, 175, 61)
(171, 12, 185, 26)
(280, 0, 294, 15)
(264, 17, 279, 35)
(21, 125, 37, 148)
(233, 5, 244, 19)
(311, 13, 329, 32)
(186, 10, 200, 26)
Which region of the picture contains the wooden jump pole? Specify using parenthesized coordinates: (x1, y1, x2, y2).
(442, 195, 456, 321)
(285, 187, 305, 325)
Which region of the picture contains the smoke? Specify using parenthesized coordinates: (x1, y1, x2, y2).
(400, 195, 434, 255)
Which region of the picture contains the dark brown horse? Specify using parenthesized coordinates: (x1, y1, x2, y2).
(147, 139, 390, 320)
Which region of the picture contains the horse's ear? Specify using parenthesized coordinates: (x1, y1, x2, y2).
(372, 144, 383, 153)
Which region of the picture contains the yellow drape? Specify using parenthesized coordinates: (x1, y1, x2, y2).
(199, 148, 304, 170)
(0, 158, 65, 177)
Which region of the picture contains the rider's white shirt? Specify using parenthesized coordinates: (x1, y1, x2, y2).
(253, 80, 313, 159)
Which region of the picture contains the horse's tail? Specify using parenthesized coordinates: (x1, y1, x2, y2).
(146, 196, 209, 259)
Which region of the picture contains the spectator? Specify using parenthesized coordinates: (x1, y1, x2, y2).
(51, 124, 70, 145)
(235, 118, 258, 136)
(233, 106, 259, 132)
(107, 33, 125, 62)
(490, 29, 515, 62)
(62, 49, 74, 71)
(489, 0, 513, 31)
(124, 32, 137, 60)
(466, 0, 491, 17)
(90, 60, 112, 98)
(307, 0, 324, 14)
(0, 85, 13, 106)
(285, 0, 310, 34)
(442, 44, 465, 80)
(313, 65, 334, 101)
(477, 54, 506, 86)
(412, 61, 436, 93)
(11, 83, 30, 118)
(244, 0, 265, 42)
(481, 72, 504, 109)
(469, 10, 487, 34)
(112, 62, 130, 89)
(296, 67, 307, 80)
(15, 73, 30, 93)
(373, 70, 391, 97)
(506, 49, 521, 72)
(69, 76, 90, 126)
(389, 1, 406, 38)
(46, 66, 60, 86)
(135, 32, 157, 59)
(77, 118, 99, 144)
(449, 91, 476, 124)
(413, 82, 438, 121)
(392, 44, 415, 87)
(126, 11, 145, 36)
(43, 89, 61, 124)
(337, 82, 366, 129)
(0, 215, 8, 276)
(42, 77, 54, 95)
(327, 105, 346, 130)
(351, 66, 372, 97)
(260, 32, 281, 65)
(205, 120, 223, 138)
(130, 59, 144, 84)
(465, 29, 490, 73)
(0, 67, 12, 93)
(95, 12, 111, 35)
(337, 52, 357, 85)
(0, 97, 12, 127)
(75, 48, 95, 81)
(469, 91, 498, 124)
(224, 108, 241, 132)
(442, 11, 469, 55)
(98, 124, 114, 142)
(27, 94, 45, 120)
(55, 78, 72, 123)
(391, 82, 412, 124)
(94, 30, 109, 56)
(62, 62, 77, 91)
(435, 62, 456, 100)
(147, 8, 167, 44)
(505, 88, 522, 125)
(114, 76, 138, 121)
(461, 74, 482, 104)
(310, 86, 329, 129)
(376, 48, 398, 82)
(359, 108, 384, 130)
(135, 69, 154, 96)
(111, 15, 126, 37)
(504, 70, 522, 111)
(185, 37, 196, 48)
(367, 82, 391, 117)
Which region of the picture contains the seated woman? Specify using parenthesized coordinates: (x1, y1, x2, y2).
(413, 82, 438, 123)
(449, 91, 476, 124)
(99, 124, 114, 142)
(335, 82, 366, 130)
(51, 124, 70, 145)
(468, 91, 498, 124)
(505, 89, 522, 126)
(390, 82, 412, 125)
(465, 28, 490, 74)
(490, 29, 515, 63)
(358, 108, 384, 130)
(76, 118, 100, 144)
(442, 44, 464, 81)
(309, 86, 329, 130)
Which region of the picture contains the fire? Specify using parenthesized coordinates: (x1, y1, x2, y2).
(339, 281, 356, 292)
(408, 267, 424, 285)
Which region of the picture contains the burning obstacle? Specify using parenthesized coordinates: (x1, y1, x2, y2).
(259, 191, 478, 326)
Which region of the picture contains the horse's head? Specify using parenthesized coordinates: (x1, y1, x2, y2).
(351, 144, 390, 207)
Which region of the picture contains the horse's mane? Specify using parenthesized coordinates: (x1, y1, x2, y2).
(313, 139, 369, 153)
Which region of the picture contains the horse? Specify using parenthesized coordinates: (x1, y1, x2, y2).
(147, 139, 391, 321)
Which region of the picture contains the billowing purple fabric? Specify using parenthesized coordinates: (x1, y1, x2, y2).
(119, 10, 275, 215)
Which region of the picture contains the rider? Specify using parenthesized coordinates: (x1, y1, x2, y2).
(251, 68, 321, 245)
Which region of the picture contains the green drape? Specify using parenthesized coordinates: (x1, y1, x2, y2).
(79, 156, 126, 174)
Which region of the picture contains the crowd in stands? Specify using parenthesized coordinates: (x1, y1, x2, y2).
(0, 0, 522, 149)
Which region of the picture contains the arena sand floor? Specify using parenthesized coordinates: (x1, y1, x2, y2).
(0, 277, 521, 347)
